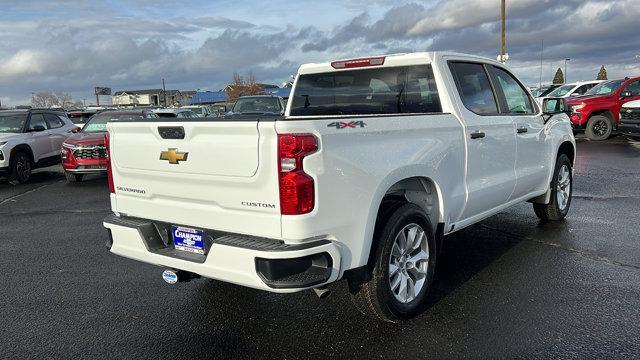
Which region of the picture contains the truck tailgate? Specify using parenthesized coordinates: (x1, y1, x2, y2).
(107, 120, 282, 238)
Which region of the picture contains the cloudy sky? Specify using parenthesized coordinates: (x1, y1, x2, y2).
(1, 0, 639, 106)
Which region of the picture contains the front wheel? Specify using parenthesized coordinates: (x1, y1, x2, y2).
(8, 152, 32, 184)
(533, 154, 573, 221)
(585, 115, 612, 141)
(348, 203, 436, 322)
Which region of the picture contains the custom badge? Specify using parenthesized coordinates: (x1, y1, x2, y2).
(160, 148, 188, 164)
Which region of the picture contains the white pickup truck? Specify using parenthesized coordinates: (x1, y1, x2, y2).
(104, 52, 575, 322)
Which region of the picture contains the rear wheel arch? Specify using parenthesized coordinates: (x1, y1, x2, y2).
(365, 177, 444, 268)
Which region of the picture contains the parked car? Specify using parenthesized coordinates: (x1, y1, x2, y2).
(153, 108, 198, 118)
(531, 84, 561, 97)
(537, 80, 602, 106)
(619, 100, 640, 138)
(180, 105, 214, 117)
(61, 110, 158, 183)
(223, 95, 284, 120)
(566, 77, 640, 140)
(67, 107, 112, 126)
(0, 109, 78, 184)
(103, 52, 575, 322)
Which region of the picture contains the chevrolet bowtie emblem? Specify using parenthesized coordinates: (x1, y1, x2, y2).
(160, 148, 188, 164)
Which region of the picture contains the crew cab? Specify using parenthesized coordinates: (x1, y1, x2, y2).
(61, 110, 158, 182)
(103, 52, 575, 322)
(619, 100, 640, 137)
(566, 77, 640, 140)
(0, 109, 78, 184)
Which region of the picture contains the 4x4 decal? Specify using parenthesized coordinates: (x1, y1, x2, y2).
(327, 121, 366, 129)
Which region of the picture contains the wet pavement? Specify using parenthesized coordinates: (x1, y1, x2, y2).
(1, 136, 639, 359)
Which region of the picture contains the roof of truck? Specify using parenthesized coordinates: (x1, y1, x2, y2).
(297, 52, 500, 75)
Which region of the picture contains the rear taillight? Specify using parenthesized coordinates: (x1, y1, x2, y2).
(278, 134, 317, 215)
(105, 132, 114, 193)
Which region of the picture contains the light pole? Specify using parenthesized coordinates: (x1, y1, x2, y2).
(564, 58, 571, 84)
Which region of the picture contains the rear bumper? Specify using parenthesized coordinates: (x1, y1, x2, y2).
(103, 214, 341, 292)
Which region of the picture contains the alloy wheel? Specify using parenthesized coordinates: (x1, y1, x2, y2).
(388, 223, 429, 304)
(556, 164, 571, 210)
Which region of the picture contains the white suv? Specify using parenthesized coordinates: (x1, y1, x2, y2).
(537, 80, 602, 105)
(104, 52, 575, 321)
(0, 109, 78, 183)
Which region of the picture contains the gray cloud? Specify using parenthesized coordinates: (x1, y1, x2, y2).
(0, 0, 639, 105)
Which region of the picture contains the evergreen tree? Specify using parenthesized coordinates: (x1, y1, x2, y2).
(552, 68, 564, 84)
(597, 65, 608, 80)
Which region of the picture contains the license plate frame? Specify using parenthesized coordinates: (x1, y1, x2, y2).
(172, 226, 206, 255)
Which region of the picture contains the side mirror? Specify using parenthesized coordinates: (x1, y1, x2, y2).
(71, 127, 81, 133)
(30, 125, 46, 132)
(542, 97, 569, 115)
(621, 91, 633, 99)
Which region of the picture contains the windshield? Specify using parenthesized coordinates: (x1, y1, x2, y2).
(0, 113, 27, 133)
(83, 114, 144, 133)
(232, 98, 281, 113)
(547, 84, 575, 97)
(585, 79, 625, 96)
(531, 88, 548, 97)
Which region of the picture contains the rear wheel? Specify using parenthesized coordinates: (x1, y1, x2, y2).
(8, 152, 32, 184)
(65, 172, 84, 183)
(585, 115, 612, 141)
(348, 203, 436, 322)
(533, 154, 572, 221)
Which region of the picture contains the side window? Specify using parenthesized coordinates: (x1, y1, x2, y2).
(575, 84, 592, 95)
(45, 113, 65, 128)
(490, 66, 535, 114)
(449, 62, 498, 115)
(623, 81, 640, 96)
(27, 114, 48, 131)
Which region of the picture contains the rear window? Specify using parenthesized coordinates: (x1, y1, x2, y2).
(157, 113, 177, 118)
(290, 65, 442, 116)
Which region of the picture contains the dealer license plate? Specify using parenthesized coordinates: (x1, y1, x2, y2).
(172, 226, 205, 255)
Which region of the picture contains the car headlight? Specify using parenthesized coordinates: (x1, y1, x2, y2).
(62, 142, 76, 149)
(570, 103, 585, 112)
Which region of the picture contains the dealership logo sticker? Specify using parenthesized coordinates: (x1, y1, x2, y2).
(160, 148, 189, 164)
(162, 270, 178, 284)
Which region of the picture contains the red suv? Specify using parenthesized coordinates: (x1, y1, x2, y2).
(61, 110, 157, 182)
(566, 77, 640, 140)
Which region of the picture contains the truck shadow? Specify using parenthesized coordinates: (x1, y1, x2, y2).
(180, 213, 541, 358)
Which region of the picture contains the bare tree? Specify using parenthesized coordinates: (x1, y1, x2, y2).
(225, 72, 266, 102)
(31, 91, 80, 109)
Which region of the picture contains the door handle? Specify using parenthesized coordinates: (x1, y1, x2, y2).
(470, 131, 485, 139)
(517, 127, 528, 134)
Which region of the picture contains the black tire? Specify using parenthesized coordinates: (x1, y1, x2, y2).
(8, 152, 32, 184)
(585, 115, 612, 141)
(533, 154, 573, 221)
(65, 172, 84, 183)
(348, 203, 436, 322)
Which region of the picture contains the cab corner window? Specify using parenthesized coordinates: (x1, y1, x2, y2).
(449, 62, 498, 115)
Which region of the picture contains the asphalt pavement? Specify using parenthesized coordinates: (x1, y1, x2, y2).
(1, 136, 640, 359)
